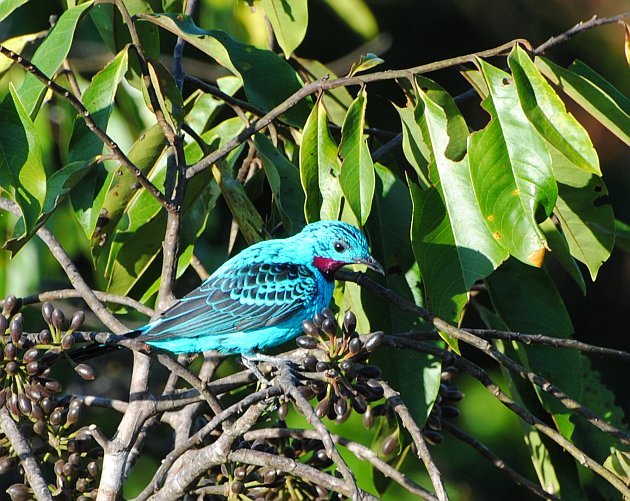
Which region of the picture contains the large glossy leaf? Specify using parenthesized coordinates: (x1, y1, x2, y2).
(486, 259, 581, 439)
(339, 90, 374, 226)
(416, 79, 507, 292)
(469, 59, 556, 268)
(0, 85, 46, 245)
(138, 13, 310, 127)
(145, 59, 184, 131)
(0, 0, 28, 23)
(17, 1, 93, 118)
(68, 48, 129, 241)
(508, 46, 600, 175)
(299, 100, 342, 222)
(255, 134, 305, 233)
(261, 0, 308, 59)
(535, 57, 630, 146)
(551, 149, 614, 280)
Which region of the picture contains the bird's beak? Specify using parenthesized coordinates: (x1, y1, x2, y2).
(354, 256, 385, 275)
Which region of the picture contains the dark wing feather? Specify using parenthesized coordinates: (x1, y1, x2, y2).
(138, 262, 317, 342)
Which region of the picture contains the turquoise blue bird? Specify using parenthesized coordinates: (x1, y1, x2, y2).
(134, 220, 383, 361)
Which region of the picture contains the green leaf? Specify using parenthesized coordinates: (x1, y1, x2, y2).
(508, 46, 600, 175)
(95, 124, 168, 275)
(255, 134, 305, 233)
(321, 0, 378, 39)
(348, 53, 385, 77)
(0, 31, 47, 76)
(299, 100, 342, 222)
(68, 48, 129, 241)
(535, 57, 630, 145)
(539, 218, 586, 294)
(145, 59, 184, 131)
(410, 82, 507, 324)
(486, 258, 581, 439)
(17, 1, 93, 118)
(469, 59, 556, 268)
(90, 0, 159, 89)
(138, 13, 310, 127)
(261, 0, 308, 59)
(0, 85, 46, 246)
(395, 101, 430, 188)
(551, 149, 614, 280)
(339, 90, 375, 226)
(0, 0, 29, 24)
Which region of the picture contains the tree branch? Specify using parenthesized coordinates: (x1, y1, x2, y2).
(0, 408, 53, 501)
(0, 197, 128, 334)
(339, 270, 630, 446)
(0, 46, 172, 210)
(380, 381, 448, 501)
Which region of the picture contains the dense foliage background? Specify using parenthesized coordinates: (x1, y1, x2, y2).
(0, 0, 628, 499)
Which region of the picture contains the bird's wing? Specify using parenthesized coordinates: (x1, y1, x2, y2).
(138, 262, 317, 341)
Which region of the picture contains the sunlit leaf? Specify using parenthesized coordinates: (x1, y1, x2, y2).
(508, 46, 600, 175)
(539, 218, 586, 294)
(395, 101, 430, 188)
(0, 85, 46, 247)
(17, 1, 93, 118)
(535, 57, 630, 145)
(68, 48, 129, 242)
(348, 53, 384, 77)
(0, 31, 46, 76)
(299, 100, 342, 222)
(339, 90, 374, 226)
(261, 0, 308, 59)
(0, 0, 29, 23)
(321, 0, 378, 39)
(469, 58, 556, 268)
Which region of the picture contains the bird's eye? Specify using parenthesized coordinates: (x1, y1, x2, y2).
(333, 241, 345, 253)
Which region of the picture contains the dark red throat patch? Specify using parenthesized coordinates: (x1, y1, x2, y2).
(313, 256, 345, 281)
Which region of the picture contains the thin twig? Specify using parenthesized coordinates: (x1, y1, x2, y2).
(384, 335, 630, 496)
(9, 289, 154, 317)
(463, 328, 630, 363)
(244, 428, 437, 500)
(441, 420, 557, 500)
(0, 46, 172, 210)
(0, 408, 53, 501)
(184, 40, 524, 178)
(135, 387, 280, 501)
(339, 270, 630, 446)
(533, 12, 630, 55)
(228, 449, 379, 500)
(380, 381, 448, 501)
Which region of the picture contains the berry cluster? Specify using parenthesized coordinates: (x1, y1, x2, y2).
(0, 297, 101, 500)
(296, 309, 385, 423)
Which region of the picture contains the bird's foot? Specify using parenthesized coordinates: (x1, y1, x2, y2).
(241, 353, 300, 387)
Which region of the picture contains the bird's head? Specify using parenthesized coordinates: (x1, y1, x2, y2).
(296, 220, 384, 279)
